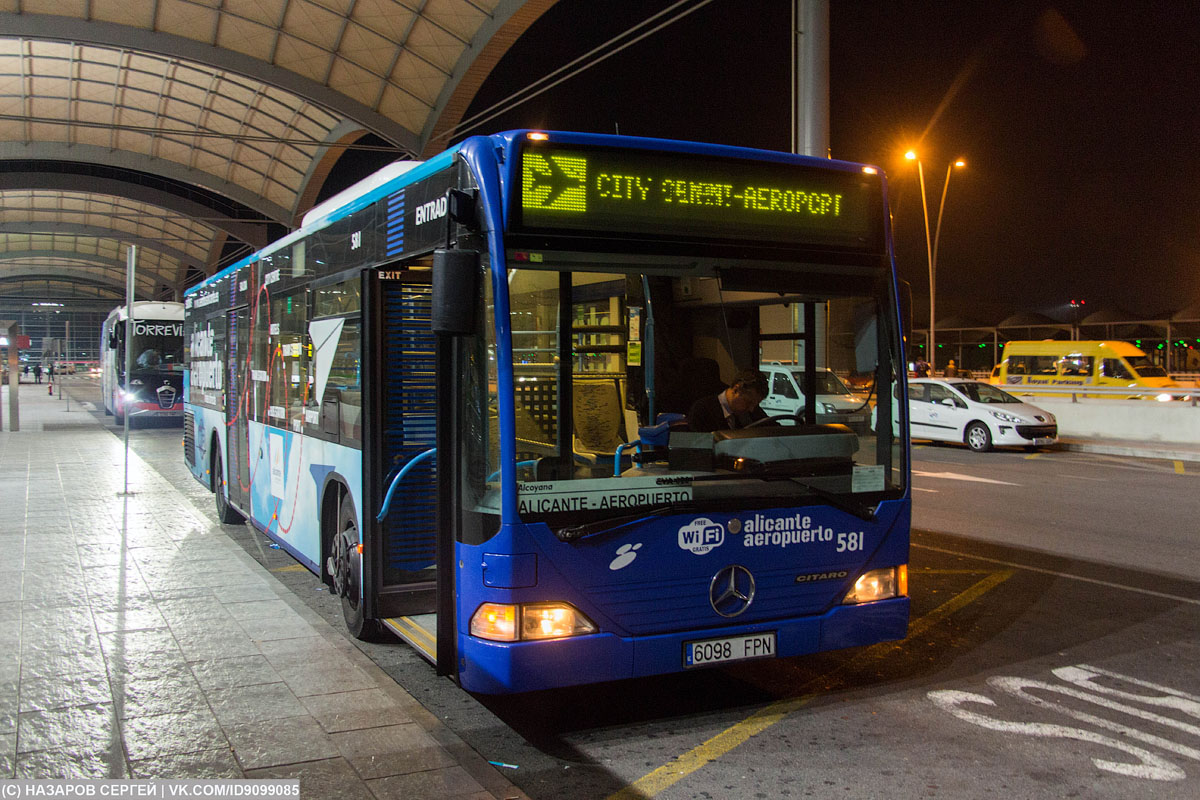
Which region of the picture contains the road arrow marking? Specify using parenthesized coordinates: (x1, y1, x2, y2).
(912, 470, 1020, 486)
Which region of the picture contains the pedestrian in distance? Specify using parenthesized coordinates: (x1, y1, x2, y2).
(33, 364, 42, 384)
(943, 359, 958, 378)
(913, 357, 930, 378)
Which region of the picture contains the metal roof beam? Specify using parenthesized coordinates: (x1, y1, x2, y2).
(0, 253, 173, 289)
(0, 13, 422, 155)
(0, 168, 271, 248)
(0, 223, 204, 271)
(0, 142, 290, 226)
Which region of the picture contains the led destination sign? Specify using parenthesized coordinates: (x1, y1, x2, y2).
(517, 144, 880, 249)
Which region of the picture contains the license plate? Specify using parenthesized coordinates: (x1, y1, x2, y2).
(1034, 437, 1053, 445)
(684, 632, 776, 667)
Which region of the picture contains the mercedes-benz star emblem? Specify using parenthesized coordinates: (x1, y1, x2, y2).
(709, 564, 756, 617)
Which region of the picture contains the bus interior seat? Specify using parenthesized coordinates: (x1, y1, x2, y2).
(572, 376, 627, 457)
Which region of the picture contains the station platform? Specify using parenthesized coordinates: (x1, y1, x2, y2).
(0, 381, 525, 798)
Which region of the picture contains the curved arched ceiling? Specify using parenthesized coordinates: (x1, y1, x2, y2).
(0, 189, 222, 270)
(0, 0, 556, 302)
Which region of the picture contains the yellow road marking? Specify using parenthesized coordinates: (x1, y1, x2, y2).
(1024, 452, 1041, 460)
(270, 564, 309, 573)
(607, 570, 1014, 800)
(917, 568, 997, 575)
(1174, 460, 1185, 474)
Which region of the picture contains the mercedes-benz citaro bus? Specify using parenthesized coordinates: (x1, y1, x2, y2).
(101, 301, 185, 425)
(183, 131, 910, 694)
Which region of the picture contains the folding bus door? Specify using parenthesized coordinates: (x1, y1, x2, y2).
(227, 306, 251, 511)
(362, 267, 442, 661)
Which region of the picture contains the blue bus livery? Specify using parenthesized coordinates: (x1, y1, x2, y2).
(183, 130, 910, 694)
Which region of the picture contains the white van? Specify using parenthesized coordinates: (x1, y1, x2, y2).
(758, 362, 870, 432)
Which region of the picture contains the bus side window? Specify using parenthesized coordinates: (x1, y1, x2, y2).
(1007, 356, 1028, 375)
(1059, 355, 1092, 376)
(1101, 358, 1132, 380)
(312, 278, 363, 445)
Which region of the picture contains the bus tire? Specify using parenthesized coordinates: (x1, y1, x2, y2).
(213, 452, 245, 525)
(329, 491, 380, 641)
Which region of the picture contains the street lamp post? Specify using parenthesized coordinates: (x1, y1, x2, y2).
(905, 151, 965, 373)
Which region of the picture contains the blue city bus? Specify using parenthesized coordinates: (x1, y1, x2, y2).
(183, 130, 910, 694)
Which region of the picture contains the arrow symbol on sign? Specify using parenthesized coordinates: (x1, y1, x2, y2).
(528, 154, 583, 207)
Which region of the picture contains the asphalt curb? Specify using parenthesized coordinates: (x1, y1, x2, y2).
(1057, 438, 1200, 463)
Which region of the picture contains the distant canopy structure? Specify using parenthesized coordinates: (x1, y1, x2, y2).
(996, 312, 1071, 341)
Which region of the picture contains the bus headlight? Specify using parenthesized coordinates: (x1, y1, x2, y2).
(521, 603, 597, 640)
(470, 602, 597, 642)
(842, 565, 907, 605)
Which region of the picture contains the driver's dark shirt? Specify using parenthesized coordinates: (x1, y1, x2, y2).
(686, 392, 770, 432)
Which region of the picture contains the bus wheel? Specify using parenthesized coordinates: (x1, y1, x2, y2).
(328, 493, 380, 641)
(213, 454, 245, 524)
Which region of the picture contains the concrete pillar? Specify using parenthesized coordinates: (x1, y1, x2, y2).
(5, 324, 18, 431)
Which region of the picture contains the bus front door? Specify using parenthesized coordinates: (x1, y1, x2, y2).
(363, 268, 443, 662)
(227, 306, 251, 511)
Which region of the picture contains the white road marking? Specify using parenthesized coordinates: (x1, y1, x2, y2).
(930, 663, 1200, 782)
(912, 487, 940, 493)
(928, 690, 1185, 781)
(912, 469, 1020, 486)
(911, 542, 1200, 606)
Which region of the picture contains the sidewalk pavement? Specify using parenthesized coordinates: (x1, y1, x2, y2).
(0, 381, 525, 799)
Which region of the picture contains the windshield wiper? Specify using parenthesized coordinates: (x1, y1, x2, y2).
(695, 466, 879, 521)
(555, 502, 696, 542)
(786, 477, 877, 522)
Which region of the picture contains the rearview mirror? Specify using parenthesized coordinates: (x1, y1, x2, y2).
(431, 249, 480, 336)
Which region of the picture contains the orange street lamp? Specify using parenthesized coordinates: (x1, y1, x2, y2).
(905, 150, 966, 372)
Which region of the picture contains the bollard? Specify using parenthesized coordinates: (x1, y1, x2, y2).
(48, 383, 53, 396)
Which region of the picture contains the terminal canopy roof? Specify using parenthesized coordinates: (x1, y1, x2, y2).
(0, 0, 554, 303)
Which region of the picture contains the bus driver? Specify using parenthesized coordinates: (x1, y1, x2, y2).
(687, 369, 775, 432)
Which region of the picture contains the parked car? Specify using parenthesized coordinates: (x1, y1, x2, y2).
(908, 378, 1057, 452)
(759, 363, 871, 433)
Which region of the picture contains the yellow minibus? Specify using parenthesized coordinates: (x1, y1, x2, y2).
(989, 340, 1183, 399)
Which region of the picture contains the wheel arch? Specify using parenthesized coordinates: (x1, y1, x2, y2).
(318, 471, 355, 587)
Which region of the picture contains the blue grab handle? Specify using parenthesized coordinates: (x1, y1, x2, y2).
(377, 448, 437, 522)
(613, 440, 642, 477)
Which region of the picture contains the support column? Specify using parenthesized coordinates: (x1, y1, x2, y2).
(5, 324, 19, 431)
(793, 0, 830, 158)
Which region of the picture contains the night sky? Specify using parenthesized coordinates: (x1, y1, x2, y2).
(459, 0, 1200, 325)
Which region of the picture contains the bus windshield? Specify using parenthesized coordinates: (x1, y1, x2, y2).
(477, 253, 905, 525)
(130, 328, 184, 374)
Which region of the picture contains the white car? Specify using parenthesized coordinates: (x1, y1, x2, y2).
(908, 378, 1057, 452)
(759, 364, 870, 433)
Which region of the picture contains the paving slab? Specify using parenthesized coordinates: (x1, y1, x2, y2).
(0, 382, 527, 799)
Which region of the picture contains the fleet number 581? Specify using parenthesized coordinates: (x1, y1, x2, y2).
(836, 532, 864, 552)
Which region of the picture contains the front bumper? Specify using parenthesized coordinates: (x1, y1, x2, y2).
(456, 596, 909, 694)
